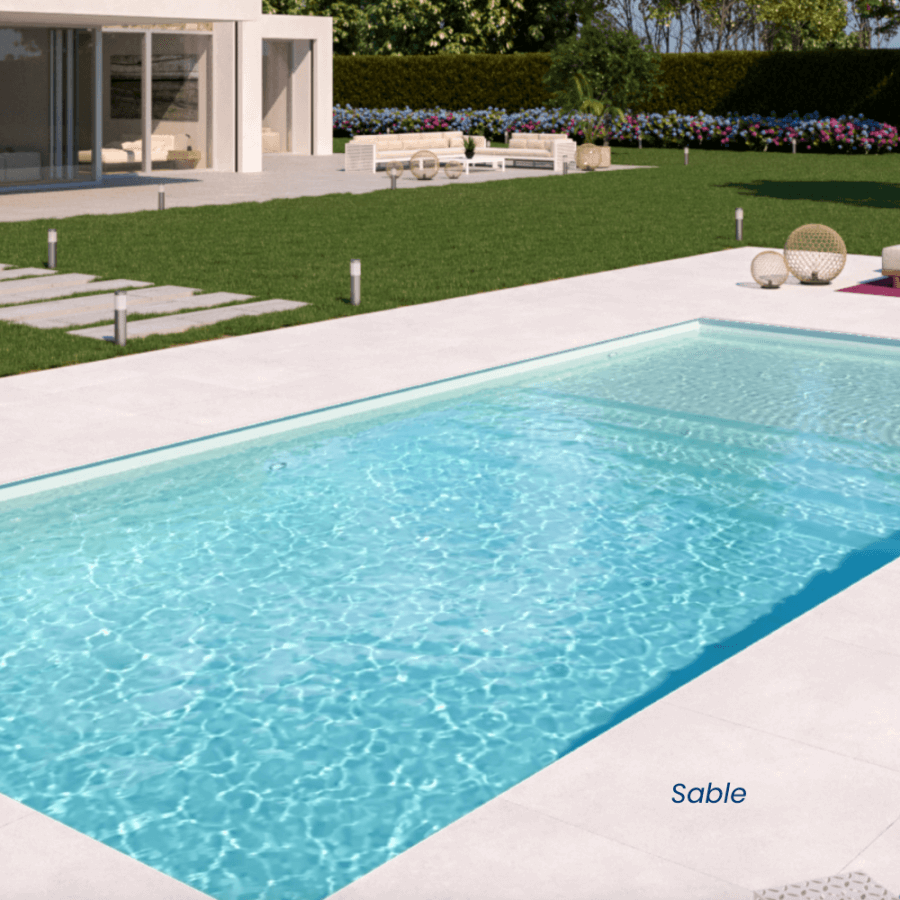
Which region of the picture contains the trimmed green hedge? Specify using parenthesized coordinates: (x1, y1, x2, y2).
(334, 49, 900, 126)
(334, 53, 553, 110)
(651, 50, 900, 127)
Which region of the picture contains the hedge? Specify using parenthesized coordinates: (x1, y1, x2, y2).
(334, 49, 900, 127)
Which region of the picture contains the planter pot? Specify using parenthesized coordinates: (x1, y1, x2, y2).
(575, 144, 611, 170)
(464, 149, 475, 159)
(167, 150, 202, 170)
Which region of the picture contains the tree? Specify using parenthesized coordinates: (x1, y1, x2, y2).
(544, 14, 663, 112)
(749, 0, 848, 49)
(264, 0, 577, 55)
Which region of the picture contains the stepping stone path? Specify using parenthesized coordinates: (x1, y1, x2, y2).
(0, 266, 307, 339)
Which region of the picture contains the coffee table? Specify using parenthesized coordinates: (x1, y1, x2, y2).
(443, 155, 506, 174)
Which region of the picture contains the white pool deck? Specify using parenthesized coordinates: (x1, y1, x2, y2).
(1, 170, 899, 900)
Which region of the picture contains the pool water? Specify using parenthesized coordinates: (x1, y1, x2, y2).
(2, 322, 900, 900)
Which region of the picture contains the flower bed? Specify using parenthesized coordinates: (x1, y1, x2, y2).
(334, 105, 898, 154)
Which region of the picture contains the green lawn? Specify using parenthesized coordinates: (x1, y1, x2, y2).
(0, 147, 898, 378)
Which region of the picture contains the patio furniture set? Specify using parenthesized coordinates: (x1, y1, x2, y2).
(344, 131, 577, 175)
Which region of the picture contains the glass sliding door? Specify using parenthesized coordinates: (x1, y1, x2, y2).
(0, 27, 95, 187)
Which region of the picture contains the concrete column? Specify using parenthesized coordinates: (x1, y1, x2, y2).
(92, 28, 102, 181)
(142, 30, 152, 175)
(313, 33, 332, 156)
(211, 22, 236, 171)
(236, 18, 262, 173)
(290, 40, 311, 156)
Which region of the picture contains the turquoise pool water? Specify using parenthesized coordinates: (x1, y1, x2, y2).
(2, 322, 900, 900)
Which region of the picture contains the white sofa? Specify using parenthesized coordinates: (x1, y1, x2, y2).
(77, 135, 177, 165)
(345, 130, 576, 173)
(0, 151, 42, 183)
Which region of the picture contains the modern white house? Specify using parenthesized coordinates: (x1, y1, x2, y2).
(0, 0, 332, 190)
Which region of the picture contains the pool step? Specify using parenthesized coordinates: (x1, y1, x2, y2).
(69, 299, 307, 340)
(0, 278, 152, 306)
(1, 290, 252, 329)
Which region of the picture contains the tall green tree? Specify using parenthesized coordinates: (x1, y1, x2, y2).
(263, 0, 577, 55)
(544, 14, 663, 112)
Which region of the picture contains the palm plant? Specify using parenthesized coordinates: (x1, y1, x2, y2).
(553, 72, 626, 146)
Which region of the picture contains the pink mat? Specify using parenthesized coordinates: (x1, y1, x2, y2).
(838, 277, 900, 297)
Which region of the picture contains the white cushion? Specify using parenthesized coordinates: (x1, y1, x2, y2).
(882, 244, 900, 272)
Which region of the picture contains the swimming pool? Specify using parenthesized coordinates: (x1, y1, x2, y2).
(2, 320, 900, 900)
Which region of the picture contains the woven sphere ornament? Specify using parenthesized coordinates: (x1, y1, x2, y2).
(444, 159, 464, 179)
(576, 143, 603, 170)
(783, 224, 847, 284)
(385, 159, 404, 178)
(751, 251, 789, 289)
(409, 149, 439, 180)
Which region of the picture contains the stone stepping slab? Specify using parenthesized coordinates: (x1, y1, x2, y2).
(69, 299, 307, 339)
(0, 278, 152, 306)
(0, 272, 95, 296)
(1, 290, 251, 329)
(0, 267, 56, 281)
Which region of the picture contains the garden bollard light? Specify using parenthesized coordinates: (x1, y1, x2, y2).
(638, 135, 642, 150)
(158, 186, 165, 210)
(792, 137, 797, 154)
(390, 173, 398, 190)
(735, 208, 744, 241)
(350, 259, 361, 307)
(563, 161, 569, 175)
(114, 291, 127, 346)
(684, 146, 689, 165)
(47, 228, 57, 269)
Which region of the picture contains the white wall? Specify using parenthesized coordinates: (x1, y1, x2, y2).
(0, 0, 258, 27)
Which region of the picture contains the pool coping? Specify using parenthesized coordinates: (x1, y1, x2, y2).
(1, 246, 899, 899)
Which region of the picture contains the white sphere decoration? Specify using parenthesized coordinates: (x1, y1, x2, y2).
(751, 251, 789, 289)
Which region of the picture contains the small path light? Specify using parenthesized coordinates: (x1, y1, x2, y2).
(563, 161, 569, 175)
(47, 228, 57, 269)
(158, 186, 165, 210)
(350, 259, 361, 307)
(735, 207, 744, 242)
(386, 160, 403, 190)
(114, 291, 127, 346)
(638, 135, 642, 150)
(684, 146, 689, 165)
(791, 136, 797, 154)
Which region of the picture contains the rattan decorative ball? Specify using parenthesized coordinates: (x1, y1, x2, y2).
(444, 159, 464, 179)
(410, 149, 439, 181)
(751, 251, 789, 289)
(385, 159, 404, 178)
(783, 224, 847, 284)
(575, 143, 603, 171)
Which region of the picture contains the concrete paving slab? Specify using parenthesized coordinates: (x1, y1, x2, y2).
(0, 794, 213, 900)
(0, 154, 655, 222)
(2, 291, 255, 329)
(0, 277, 151, 305)
(68, 298, 305, 339)
(0, 266, 54, 280)
(328, 793, 754, 900)
(128, 285, 199, 301)
(0, 273, 94, 296)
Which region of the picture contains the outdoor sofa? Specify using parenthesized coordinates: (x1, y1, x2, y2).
(345, 131, 576, 174)
(77, 135, 177, 166)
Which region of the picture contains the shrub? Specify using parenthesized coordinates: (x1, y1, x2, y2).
(333, 105, 899, 153)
